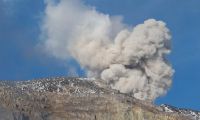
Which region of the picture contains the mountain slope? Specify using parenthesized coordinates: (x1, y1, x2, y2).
(0, 77, 198, 120)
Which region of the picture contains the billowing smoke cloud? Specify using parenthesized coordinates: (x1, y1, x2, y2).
(40, 0, 174, 101)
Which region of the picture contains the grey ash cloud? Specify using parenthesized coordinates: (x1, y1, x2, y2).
(40, 0, 174, 101)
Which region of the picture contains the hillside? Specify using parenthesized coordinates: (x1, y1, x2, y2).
(0, 77, 199, 120)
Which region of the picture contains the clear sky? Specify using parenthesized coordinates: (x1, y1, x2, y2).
(0, 0, 200, 110)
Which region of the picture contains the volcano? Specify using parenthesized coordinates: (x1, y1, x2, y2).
(0, 77, 199, 120)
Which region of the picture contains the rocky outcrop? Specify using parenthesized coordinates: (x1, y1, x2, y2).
(0, 77, 198, 120)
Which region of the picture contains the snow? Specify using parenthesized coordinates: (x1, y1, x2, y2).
(160, 104, 200, 120)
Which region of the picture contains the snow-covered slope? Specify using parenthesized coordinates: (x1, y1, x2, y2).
(160, 104, 200, 120)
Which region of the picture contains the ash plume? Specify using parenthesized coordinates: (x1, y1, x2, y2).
(40, 0, 174, 101)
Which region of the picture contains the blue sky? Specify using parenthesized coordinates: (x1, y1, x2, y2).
(0, 0, 200, 110)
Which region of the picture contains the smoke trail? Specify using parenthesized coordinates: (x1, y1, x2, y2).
(40, 0, 174, 101)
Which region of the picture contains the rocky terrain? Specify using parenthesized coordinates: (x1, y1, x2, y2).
(0, 77, 199, 120)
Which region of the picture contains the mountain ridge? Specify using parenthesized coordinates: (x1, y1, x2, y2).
(0, 77, 199, 120)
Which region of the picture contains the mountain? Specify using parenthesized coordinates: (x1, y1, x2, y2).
(0, 77, 199, 120)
